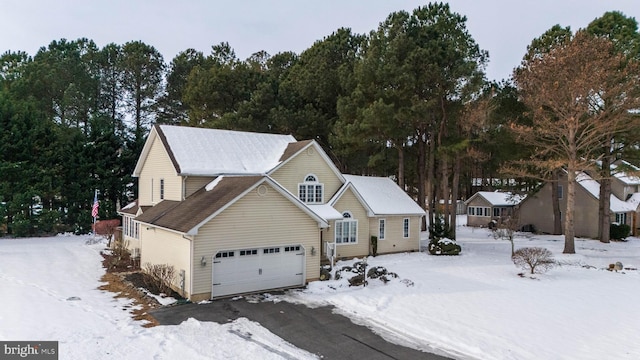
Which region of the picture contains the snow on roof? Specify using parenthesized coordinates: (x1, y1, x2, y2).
(469, 191, 524, 206)
(626, 193, 640, 209)
(576, 172, 636, 213)
(160, 125, 296, 176)
(342, 175, 425, 215)
(121, 200, 137, 210)
(205, 176, 224, 191)
(611, 161, 640, 185)
(306, 204, 343, 221)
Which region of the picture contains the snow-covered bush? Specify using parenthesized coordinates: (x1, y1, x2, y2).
(512, 247, 555, 274)
(428, 214, 461, 255)
(428, 238, 461, 255)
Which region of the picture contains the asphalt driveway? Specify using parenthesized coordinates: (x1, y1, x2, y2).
(151, 294, 453, 360)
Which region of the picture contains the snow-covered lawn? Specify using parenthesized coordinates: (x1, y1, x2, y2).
(283, 224, 640, 360)
(0, 235, 317, 360)
(2, 223, 639, 360)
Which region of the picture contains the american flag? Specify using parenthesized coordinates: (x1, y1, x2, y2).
(91, 190, 99, 219)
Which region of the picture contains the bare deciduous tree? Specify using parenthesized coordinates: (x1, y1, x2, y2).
(510, 30, 640, 253)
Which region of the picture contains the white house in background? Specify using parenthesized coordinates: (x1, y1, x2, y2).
(118, 124, 425, 301)
(464, 191, 524, 228)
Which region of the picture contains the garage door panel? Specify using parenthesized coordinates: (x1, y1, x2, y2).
(212, 245, 305, 298)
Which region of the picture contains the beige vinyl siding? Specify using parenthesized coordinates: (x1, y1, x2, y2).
(140, 227, 192, 298)
(191, 183, 321, 298)
(466, 197, 493, 227)
(270, 146, 343, 202)
(138, 137, 182, 206)
(328, 188, 369, 258)
(518, 176, 601, 238)
(185, 176, 216, 198)
(370, 216, 419, 253)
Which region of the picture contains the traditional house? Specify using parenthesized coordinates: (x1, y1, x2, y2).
(517, 171, 636, 237)
(118, 125, 425, 301)
(464, 191, 524, 228)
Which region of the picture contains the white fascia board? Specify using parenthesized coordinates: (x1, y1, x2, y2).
(132, 126, 158, 177)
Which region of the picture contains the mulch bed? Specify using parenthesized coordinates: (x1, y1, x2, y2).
(98, 250, 186, 327)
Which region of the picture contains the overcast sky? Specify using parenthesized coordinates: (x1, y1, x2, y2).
(2, 0, 638, 82)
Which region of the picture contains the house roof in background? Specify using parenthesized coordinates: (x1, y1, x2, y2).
(576, 172, 636, 212)
(135, 125, 297, 176)
(611, 160, 640, 185)
(465, 191, 524, 206)
(336, 175, 426, 216)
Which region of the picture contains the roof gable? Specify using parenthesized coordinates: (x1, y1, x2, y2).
(268, 140, 345, 183)
(331, 175, 425, 216)
(465, 191, 524, 206)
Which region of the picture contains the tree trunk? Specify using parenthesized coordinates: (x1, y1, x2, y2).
(426, 133, 436, 232)
(598, 143, 612, 243)
(564, 128, 577, 254)
(450, 153, 461, 239)
(397, 145, 405, 189)
(441, 156, 450, 230)
(551, 169, 562, 235)
(418, 131, 427, 231)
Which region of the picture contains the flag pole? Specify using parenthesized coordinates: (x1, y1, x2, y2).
(92, 189, 99, 235)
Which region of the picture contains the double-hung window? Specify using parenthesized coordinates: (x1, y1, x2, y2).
(378, 219, 386, 240)
(299, 174, 323, 204)
(403, 218, 410, 238)
(335, 211, 357, 244)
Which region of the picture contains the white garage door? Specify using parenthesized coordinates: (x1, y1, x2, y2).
(212, 245, 305, 298)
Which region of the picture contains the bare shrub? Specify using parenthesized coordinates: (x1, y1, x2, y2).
(512, 247, 555, 274)
(143, 262, 176, 295)
(107, 238, 131, 271)
(94, 219, 120, 247)
(492, 209, 520, 257)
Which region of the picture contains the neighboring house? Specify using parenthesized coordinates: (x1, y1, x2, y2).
(464, 191, 524, 228)
(518, 171, 636, 238)
(610, 160, 640, 235)
(118, 125, 425, 301)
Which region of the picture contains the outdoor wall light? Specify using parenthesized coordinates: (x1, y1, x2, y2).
(201, 256, 207, 266)
(311, 246, 316, 255)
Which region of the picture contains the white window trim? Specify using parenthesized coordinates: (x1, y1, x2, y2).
(298, 173, 324, 204)
(123, 215, 139, 240)
(379, 219, 386, 240)
(403, 218, 410, 238)
(469, 206, 490, 217)
(335, 211, 358, 244)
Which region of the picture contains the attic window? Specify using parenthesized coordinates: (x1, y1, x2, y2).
(299, 174, 323, 204)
